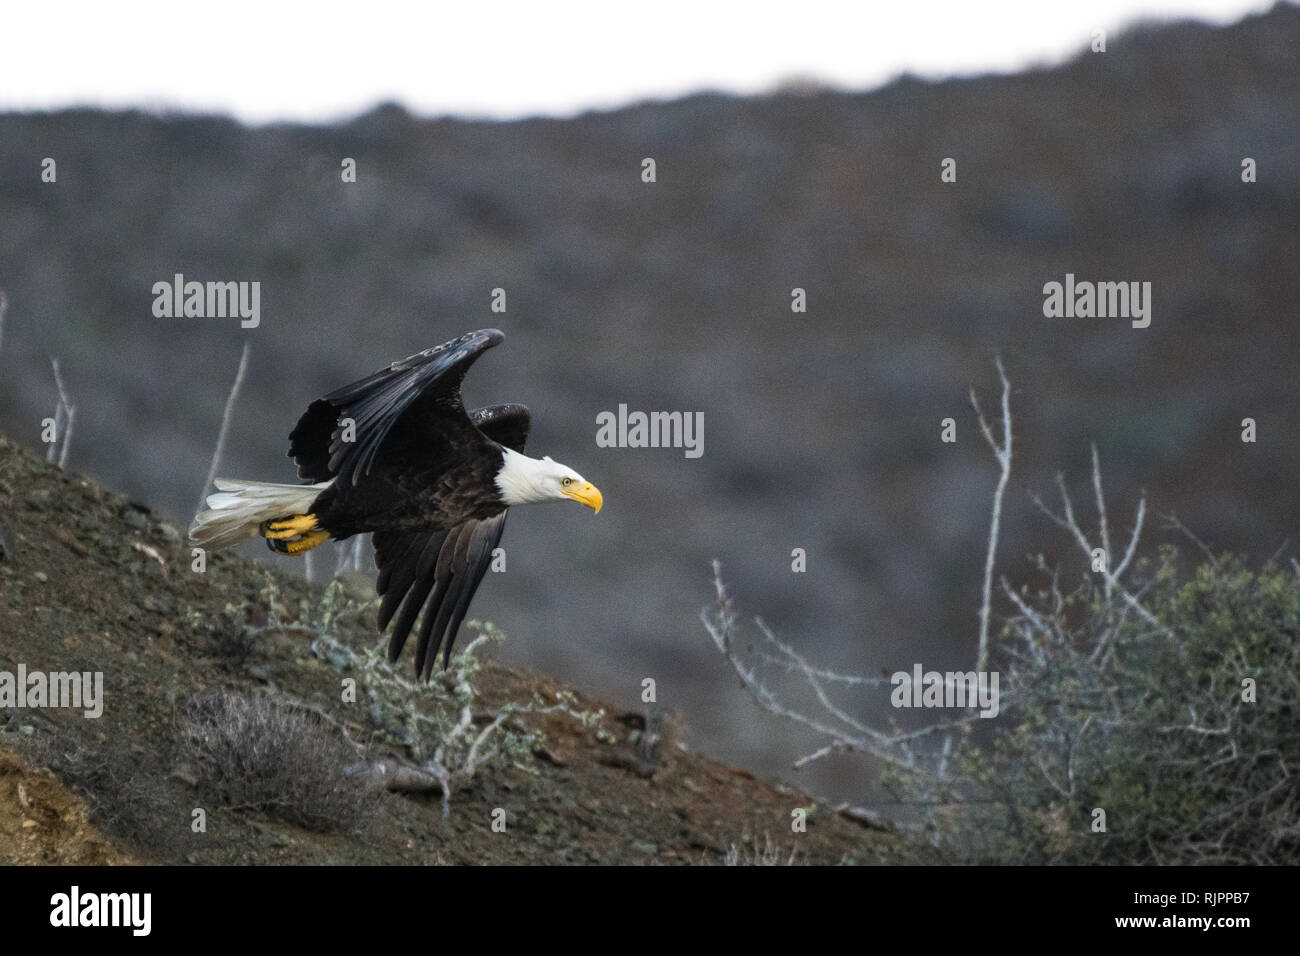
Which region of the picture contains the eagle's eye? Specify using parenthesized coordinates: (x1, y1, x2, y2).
(562, 477, 574, 487)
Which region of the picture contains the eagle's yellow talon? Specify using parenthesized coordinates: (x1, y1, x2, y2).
(263, 513, 320, 539)
(280, 529, 330, 555)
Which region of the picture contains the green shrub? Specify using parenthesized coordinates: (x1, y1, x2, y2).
(954, 549, 1300, 864)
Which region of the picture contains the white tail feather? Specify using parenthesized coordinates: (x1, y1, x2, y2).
(188, 478, 333, 550)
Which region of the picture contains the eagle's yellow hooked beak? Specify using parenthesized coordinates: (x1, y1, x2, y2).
(563, 481, 603, 514)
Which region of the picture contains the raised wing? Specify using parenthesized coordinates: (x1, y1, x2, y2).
(470, 403, 531, 454)
(374, 513, 508, 678)
(289, 329, 505, 486)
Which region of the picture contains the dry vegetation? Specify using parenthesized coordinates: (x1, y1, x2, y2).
(705, 367, 1300, 864)
(0, 431, 929, 864)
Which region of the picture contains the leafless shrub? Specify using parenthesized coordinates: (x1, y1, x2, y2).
(180, 689, 378, 833)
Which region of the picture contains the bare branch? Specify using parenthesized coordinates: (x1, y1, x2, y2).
(1113, 497, 1146, 581)
(1033, 474, 1166, 635)
(48, 358, 75, 468)
(755, 617, 873, 738)
(750, 646, 893, 686)
(970, 354, 1011, 672)
(334, 535, 370, 577)
(198, 340, 251, 516)
(1091, 444, 1112, 596)
(1162, 512, 1218, 570)
(702, 561, 987, 777)
(1000, 576, 1052, 644)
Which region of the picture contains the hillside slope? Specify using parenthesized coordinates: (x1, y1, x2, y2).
(2, 5, 1298, 804)
(0, 433, 928, 864)
(2, 5, 1300, 806)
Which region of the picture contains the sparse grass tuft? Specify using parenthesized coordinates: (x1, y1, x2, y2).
(723, 831, 801, 866)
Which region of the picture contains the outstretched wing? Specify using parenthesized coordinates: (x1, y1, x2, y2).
(374, 514, 509, 678)
(372, 402, 529, 677)
(289, 329, 505, 486)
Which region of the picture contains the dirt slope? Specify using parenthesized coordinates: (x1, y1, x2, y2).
(0, 748, 137, 864)
(0, 433, 933, 864)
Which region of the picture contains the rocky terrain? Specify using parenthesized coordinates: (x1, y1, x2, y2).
(0, 433, 931, 864)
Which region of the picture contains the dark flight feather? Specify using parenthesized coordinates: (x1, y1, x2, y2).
(370, 402, 529, 669)
(375, 512, 509, 673)
(288, 328, 505, 486)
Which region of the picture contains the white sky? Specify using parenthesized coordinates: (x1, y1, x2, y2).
(0, 0, 1274, 124)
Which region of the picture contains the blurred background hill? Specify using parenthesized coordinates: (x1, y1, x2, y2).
(1, 3, 1297, 805)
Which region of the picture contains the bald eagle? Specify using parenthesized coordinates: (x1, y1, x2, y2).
(189, 329, 602, 677)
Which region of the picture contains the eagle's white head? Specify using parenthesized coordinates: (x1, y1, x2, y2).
(495, 448, 603, 513)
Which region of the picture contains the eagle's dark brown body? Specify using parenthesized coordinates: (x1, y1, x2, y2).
(307, 443, 508, 538)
